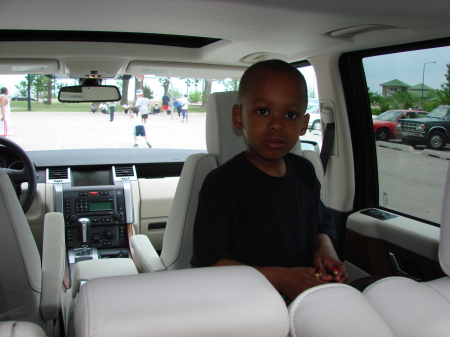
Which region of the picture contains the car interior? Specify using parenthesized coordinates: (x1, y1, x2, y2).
(1, 0, 450, 336)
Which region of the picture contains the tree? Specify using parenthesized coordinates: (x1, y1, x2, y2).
(189, 89, 202, 103)
(388, 91, 419, 110)
(218, 78, 240, 91)
(172, 88, 183, 98)
(119, 75, 131, 105)
(436, 63, 450, 105)
(158, 77, 171, 95)
(15, 80, 28, 96)
(44, 74, 54, 105)
(368, 87, 390, 114)
(143, 84, 154, 99)
(183, 78, 200, 95)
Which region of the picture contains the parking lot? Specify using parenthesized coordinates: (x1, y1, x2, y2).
(7, 110, 323, 152)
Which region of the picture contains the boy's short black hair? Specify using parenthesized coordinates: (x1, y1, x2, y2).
(1, 87, 7, 94)
(238, 59, 307, 106)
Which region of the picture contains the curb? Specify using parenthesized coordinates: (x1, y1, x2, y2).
(376, 141, 414, 152)
(422, 149, 450, 160)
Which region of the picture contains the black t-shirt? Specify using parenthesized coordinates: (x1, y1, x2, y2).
(162, 95, 170, 105)
(190, 152, 336, 268)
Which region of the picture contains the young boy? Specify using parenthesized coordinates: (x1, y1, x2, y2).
(131, 89, 152, 148)
(191, 59, 347, 301)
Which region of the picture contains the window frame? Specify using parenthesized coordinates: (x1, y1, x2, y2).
(339, 37, 450, 227)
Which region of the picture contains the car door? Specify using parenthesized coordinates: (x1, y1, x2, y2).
(340, 40, 450, 281)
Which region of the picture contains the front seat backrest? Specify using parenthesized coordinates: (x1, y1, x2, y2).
(0, 170, 43, 325)
(0, 171, 65, 336)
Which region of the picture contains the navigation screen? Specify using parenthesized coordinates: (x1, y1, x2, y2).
(72, 170, 112, 187)
(90, 201, 113, 211)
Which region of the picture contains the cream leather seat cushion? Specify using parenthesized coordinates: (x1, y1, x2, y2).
(75, 265, 289, 337)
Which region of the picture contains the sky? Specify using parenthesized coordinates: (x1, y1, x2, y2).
(363, 46, 450, 93)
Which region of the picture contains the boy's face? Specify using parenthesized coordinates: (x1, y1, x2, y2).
(232, 70, 309, 163)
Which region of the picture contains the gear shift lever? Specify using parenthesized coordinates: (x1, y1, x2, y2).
(78, 218, 90, 254)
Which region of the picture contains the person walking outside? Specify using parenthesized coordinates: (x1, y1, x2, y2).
(180, 94, 189, 123)
(0, 87, 11, 137)
(162, 93, 170, 115)
(132, 89, 152, 147)
(109, 101, 116, 121)
(173, 97, 182, 119)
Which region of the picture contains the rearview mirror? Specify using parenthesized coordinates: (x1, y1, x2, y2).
(58, 85, 121, 103)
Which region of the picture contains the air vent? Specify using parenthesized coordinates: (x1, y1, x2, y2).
(113, 165, 137, 181)
(46, 167, 71, 184)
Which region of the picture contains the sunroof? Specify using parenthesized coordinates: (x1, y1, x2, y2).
(0, 30, 221, 48)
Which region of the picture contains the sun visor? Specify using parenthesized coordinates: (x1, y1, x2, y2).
(64, 61, 126, 79)
(126, 61, 246, 80)
(0, 58, 59, 74)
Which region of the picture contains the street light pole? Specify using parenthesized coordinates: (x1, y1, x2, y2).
(421, 61, 436, 107)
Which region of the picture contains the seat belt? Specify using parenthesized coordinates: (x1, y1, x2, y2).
(320, 123, 335, 175)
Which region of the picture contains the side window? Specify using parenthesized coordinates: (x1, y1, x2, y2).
(297, 65, 322, 150)
(363, 46, 450, 223)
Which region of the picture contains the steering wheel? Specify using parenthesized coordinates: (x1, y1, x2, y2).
(0, 137, 37, 213)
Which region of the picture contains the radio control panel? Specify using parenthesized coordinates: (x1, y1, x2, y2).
(60, 185, 130, 249)
(63, 188, 126, 226)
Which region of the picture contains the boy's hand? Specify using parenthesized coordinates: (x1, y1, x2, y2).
(276, 266, 327, 300)
(313, 257, 348, 283)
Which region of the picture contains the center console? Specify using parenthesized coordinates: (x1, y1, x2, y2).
(52, 167, 135, 279)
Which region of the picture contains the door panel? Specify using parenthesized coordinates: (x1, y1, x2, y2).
(346, 210, 444, 281)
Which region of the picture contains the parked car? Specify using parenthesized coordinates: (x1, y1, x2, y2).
(307, 98, 321, 131)
(397, 105, 450, 150)
(11, 96, 37, 101)
(373, 109, 428, 141)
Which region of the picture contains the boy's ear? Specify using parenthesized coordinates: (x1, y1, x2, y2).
(299, 113, 310, 136)
(232, 104, 243, 130)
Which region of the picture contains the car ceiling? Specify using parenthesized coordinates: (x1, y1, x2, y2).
(0, 0, 449, 79)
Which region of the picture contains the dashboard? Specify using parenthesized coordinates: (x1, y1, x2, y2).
(2, 146, 204, 278)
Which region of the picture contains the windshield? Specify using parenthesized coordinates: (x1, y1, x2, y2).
(427, 106, 450, 119)
(375, 110, 403, 121)
(0, 65, 320, 152)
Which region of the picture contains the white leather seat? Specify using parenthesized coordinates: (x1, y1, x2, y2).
(74, 265, 289, 337)
(361, 164, 450, 336)
(288, 166, 450, 337)
(0, 321, 46, 337)
(288, 283, 394, 337)
(131, 91, 326, 272)
(0, 171, 65, 336)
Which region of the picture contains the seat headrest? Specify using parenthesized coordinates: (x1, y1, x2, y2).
(440, 163, 450, 275)
(206, 91, 302, 166)
(206, 91, 247, 166)
(74, 265, 289, 337)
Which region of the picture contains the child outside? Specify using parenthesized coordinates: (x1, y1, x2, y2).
(180, 94, 189, 122)
(132, 89, 152, 148)
(190, 60, 347, 302)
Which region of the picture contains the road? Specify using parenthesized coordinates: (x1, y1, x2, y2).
(8, 110, 323, 151)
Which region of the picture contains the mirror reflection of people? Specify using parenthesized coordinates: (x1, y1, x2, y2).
(0, 87, 11, 137)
